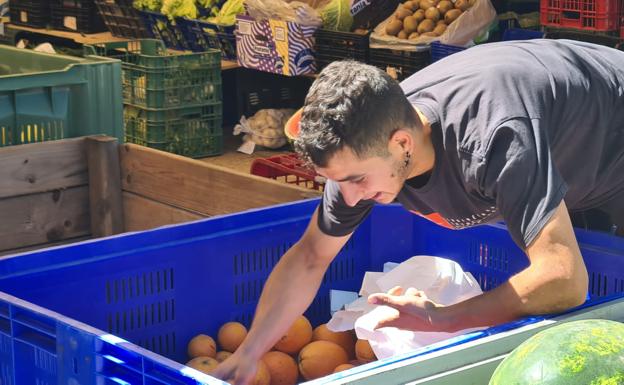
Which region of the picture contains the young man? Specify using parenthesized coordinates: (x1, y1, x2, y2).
(214, 39, 624, 384)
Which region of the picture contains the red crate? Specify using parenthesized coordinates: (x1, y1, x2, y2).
(250, 153, 325, 191)
(540, 0, 620, 31)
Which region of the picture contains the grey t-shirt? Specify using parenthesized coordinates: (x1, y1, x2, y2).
(318, 39, 624, 249)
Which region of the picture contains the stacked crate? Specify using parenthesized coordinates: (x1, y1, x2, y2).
(86, 40, 223, 157)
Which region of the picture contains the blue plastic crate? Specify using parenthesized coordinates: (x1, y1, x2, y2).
(0, 199, 623, 384)
(430, 41, 468, 62)
(502, 28, 545, 41)
(177, 17, 237, 60)
(138, 10, 188, 51)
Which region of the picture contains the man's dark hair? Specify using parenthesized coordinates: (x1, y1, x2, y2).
(294, 60, 420, 167)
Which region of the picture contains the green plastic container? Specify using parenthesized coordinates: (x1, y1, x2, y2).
(0, 45, 123, 146)
(85, 39, 222, 109)
(124, 102, 223, 158)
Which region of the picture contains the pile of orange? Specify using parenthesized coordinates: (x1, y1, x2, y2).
(185, 315, 378, 385)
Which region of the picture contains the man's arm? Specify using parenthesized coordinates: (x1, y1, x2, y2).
(369, 200, 589, 332)
(213, 207, 351, 384)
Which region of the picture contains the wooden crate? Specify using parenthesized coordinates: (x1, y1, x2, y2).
(0, 136, 319, 256)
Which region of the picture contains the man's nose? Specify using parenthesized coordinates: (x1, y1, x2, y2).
(340, 183, 364, 207)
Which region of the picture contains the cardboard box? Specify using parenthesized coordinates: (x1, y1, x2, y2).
(236, 14, 317, 76)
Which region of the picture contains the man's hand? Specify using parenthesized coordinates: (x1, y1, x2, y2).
(367, 286, 445, 332)
(211, 350, 258, 385)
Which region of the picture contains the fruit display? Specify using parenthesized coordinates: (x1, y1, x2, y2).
(384, 0, 475, 40)
(185, 317, 379, 384)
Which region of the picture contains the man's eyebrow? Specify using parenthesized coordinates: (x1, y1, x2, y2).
(335, 174, 365, 182)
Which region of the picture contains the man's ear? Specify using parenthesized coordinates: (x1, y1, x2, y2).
(388, 129, 413, 153)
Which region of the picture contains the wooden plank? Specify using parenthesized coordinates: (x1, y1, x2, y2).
(0, 186, 91, 252)
(0, 236, 91, 257)
(0, 137, 88, 199)
(119, 144, 320, 217)
(87, 136, 124, 237)
(123, 192, 205, 232)
(7, 24, 126, 44)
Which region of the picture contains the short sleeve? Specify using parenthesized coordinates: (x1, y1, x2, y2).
(317, 179, 375, 237)
(478, 118, 568, 249)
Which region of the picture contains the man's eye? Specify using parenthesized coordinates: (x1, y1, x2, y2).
(354, 177, 366, 184)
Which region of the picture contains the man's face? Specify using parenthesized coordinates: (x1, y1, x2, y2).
(315, 146, 409, 206)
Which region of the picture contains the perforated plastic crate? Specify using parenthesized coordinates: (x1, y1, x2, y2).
(85, 40, 222, 109)
(250, 153, 326, 191)
(540, 0, 620, 32)
(50, 0, 107, 33)
(368, 48, 431, 81)
(314, 29, 370, 71)
(0, 200, 622, 384)
(95, 0, 150, 39)
(124, 102, 223, 158)
(8, 0, 49, 28)
(177, 17, 237, 60)
(138, 9, 188, 51)
(0, 45, 123, 146)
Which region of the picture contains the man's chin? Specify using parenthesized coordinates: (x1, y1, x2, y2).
(373, 194, 395, 204)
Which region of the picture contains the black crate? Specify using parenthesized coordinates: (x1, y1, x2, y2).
(9, 0, 50, 28)
(352, 0, 401, 30)
(51, 0, 107, 33)
(235, 68, 312, 118)
(314, 29, 370, 71)
(95, 0, 150, 38)
(368, 48, 431, 81)
(543, 27, 623, 50)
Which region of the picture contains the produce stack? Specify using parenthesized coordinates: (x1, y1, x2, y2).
(86, 39, 223, 157)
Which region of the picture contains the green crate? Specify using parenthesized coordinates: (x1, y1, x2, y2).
(85, 39, 222, 109)
(0, 45, 123, 146)
(124, 102, 223, 158)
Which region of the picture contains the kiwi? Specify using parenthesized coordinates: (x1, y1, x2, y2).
(425, 7, 440, 21)
(409, 32, 421, 40)
(419, 0, 435, 10)
(455, 0, 470, 10)
(403, 15, 419, 34)
(395, 7, 413, 20)
(417, 19, 435, 34)
(436, 0, 454, 14)
(444, 8, 462, 24)
(433, 23, 447, 35)
(413, 9, 426, 22)
(398, 30, 409, 39)
(386, 19, 404, 36)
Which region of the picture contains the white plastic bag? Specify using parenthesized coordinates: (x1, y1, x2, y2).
(233, 109, 295, 153)
(244, 0, 323, 26)
(370, 0, 496, 51)
(327, 255, 485, 360)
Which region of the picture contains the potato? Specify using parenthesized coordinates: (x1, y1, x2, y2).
(386, 19, 404, 36)
(353, 28, 369, 35)
(417, 19, 435, 34)
(437, 19, 447, 25)
(419, 0, 435, 10)
(403, 15, 419, 34)
(436, 0, 454, 14)
(413, 9, 426, 22)
(433, 23, 447, 35)
(395, 7, 413, 20)
(425, 7, 440, 21)
(455, 0, 470, 10)
(398, 30, 408, 39)
(421, 31, 439, 37)
(468, 0, 477, 6)
(444, 8, 462, 24)
(408, 32, 420, 40)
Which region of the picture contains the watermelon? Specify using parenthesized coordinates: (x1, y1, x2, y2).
(489, 319, 624, 385)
